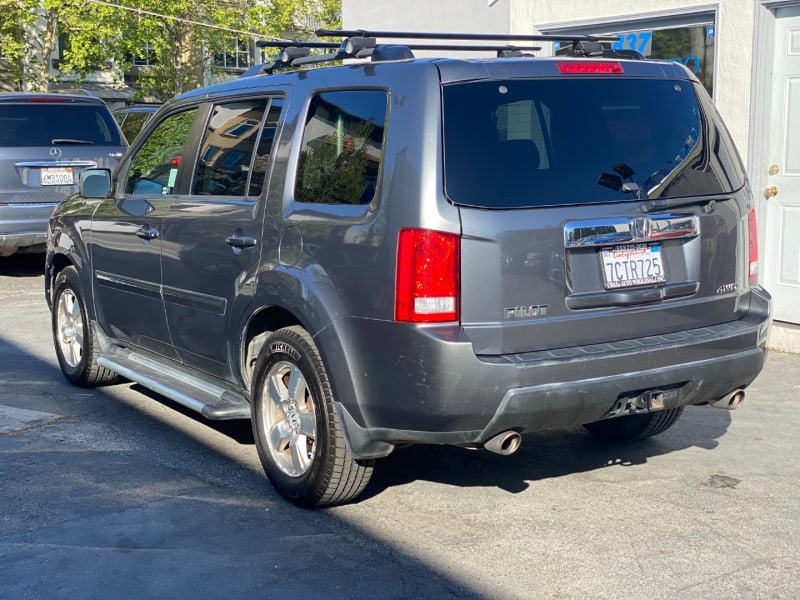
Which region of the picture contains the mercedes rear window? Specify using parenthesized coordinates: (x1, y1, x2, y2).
(442, 78, 745, 209)
(0, 104, 122, 147)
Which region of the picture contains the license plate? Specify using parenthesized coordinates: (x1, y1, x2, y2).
(40, 167, 74, 186)
(601, 243, 665, 289)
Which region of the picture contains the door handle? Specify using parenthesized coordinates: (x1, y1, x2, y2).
(136, 224, 159, 240)
(225, 231, 257, 249)
(764, 185, 779, 198)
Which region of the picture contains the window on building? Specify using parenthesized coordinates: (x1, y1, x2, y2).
(294, 90, 388, 205)
(548, 12, 717, 96)
(214, 37, 253, 71)
(133, 41, 156, 67)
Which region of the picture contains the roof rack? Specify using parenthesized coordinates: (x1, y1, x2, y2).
(248, 29, 623, 75)
(316, 29, 619, 44)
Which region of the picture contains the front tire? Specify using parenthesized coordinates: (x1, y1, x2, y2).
(583, 407, 684, 442)
(51, 266, 119, 387)
(251, 326, 374, 507)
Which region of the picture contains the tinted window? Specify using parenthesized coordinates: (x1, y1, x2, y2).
(248, 99, 282, 196)
(124, 108, 198, 195)
(295, 90, 387, 205)
(443, 78, 745, 209)
(193, 98, 282, 197)
(0, 104, 122, 146)
(119, 111, 153, 142)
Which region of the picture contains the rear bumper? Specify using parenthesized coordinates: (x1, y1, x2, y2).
(321, 287, 772, 459)
(0, 202, 59, 255)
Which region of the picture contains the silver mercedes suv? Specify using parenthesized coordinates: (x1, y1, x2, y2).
(45, 31, 772, 507)
(0, 91, 125, 256)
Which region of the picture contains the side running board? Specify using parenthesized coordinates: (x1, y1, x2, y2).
(97, 349, 251, 420)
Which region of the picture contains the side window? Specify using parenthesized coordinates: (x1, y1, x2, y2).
(120, 112, 150, 142)
(124, 108, 198, 195)
(248, 99, 283, 196)
(295, 90, 387, 205)
(193, 98, 282, 197)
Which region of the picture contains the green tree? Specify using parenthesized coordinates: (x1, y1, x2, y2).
(0, 0, 40, 90)
(0, 0, 341, 98)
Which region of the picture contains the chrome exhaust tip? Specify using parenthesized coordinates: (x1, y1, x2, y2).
(709, 389, 745, 410)
(484, 430, 522, 456)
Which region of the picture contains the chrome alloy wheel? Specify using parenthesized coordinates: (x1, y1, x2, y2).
(260, 360, 318, 477)
(55, 288, 84, 368)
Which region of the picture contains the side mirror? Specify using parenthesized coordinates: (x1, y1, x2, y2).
(80, 168, 112, 199)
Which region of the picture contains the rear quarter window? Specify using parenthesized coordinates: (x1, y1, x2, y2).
(294, 90, 388, 205)
(443, 78, 745, 209)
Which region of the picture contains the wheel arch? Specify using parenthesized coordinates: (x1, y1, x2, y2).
(240, 305, 302, 390)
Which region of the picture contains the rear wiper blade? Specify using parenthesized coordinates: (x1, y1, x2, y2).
(641, 196, 717, 214)
(51, 138, 93, 145)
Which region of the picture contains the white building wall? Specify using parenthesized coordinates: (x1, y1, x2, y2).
(342, 0, 510, 35)
(343, 0, 755, 162)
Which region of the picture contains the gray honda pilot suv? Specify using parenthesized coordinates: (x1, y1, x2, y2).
(45, 30, 772, 507)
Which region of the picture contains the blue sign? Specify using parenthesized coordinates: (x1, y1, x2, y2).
(707, 26, 715, 38)
(612, 31, 653, 56)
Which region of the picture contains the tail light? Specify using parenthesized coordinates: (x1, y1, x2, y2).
(395, 228, 460, 323)
(556, 61, 624, 74)
(748, 208, 759, 284)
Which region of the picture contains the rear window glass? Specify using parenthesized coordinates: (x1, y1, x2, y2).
(0, 103, 122, 146)
(442, 78, 745, 209)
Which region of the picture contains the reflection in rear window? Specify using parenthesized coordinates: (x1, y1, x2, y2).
(442, 78, 745, 208)
(0, 104, 122, 146)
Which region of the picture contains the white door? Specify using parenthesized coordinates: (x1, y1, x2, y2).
(764, 6, 800, 323)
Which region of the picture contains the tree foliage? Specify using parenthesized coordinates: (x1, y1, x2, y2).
(0, 0, 341, 98)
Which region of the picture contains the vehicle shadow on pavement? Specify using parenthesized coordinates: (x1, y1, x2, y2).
(129, 383, 257, 444)
(130, 381, 734, 501)
(363, 406, 732, 499)
(0, 254, 46, 277)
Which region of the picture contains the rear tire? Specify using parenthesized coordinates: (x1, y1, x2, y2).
(583, 407, 684, 442)
(251, 326, 374, 507)
(51, 266, 119, 387)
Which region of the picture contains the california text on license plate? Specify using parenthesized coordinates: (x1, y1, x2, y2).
(40, 167, 74, 186)
(601, 243, 665, 289)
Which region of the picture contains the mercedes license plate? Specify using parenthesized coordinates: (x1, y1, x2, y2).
(40, 167, 74, 186)
(601, 243, 665, 289)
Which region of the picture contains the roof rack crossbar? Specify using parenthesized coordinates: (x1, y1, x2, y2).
(256, 40, 541, 54)
(256, 40, 339, 49)
(316, 29, 619, 44)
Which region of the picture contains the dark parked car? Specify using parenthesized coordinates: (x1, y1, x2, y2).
(0, 91, 125, 256)
(112, 104, 160, 143)
(45, 31, 771, 507)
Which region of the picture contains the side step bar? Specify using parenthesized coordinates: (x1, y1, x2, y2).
(97, 350, 251, 420)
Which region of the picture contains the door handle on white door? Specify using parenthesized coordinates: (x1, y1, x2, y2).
(765, 185, 779, 198)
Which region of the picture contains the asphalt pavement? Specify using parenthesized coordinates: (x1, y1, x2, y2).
(1, 254, 799, 600)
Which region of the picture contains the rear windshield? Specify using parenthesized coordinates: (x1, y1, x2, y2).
(442, 78, 745, 208)
(0, 103, 122, 146)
